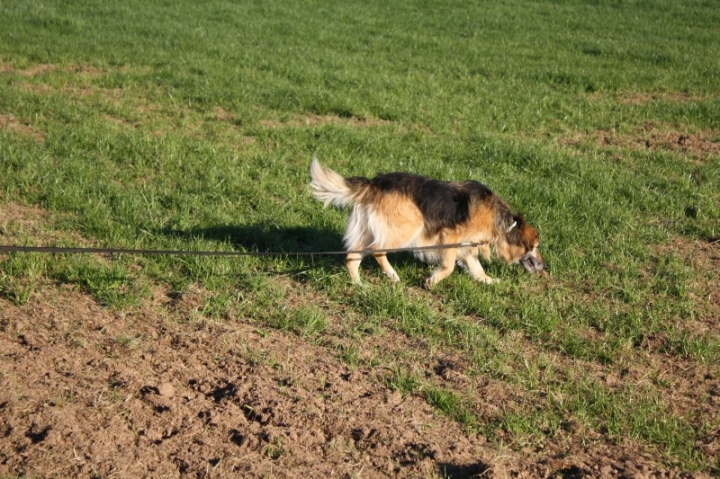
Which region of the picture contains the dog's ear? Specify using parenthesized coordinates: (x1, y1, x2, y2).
(508, 214, 524, 232)
(505, 214, 527, 245)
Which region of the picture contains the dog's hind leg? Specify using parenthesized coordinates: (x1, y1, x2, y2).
(373, 253, 400, 282)
(344, 208, 372, 284)
(424, 247, 458, 289)
(346, 250, 366, 284)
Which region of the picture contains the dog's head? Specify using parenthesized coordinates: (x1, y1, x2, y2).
(498, 215, 544, 273)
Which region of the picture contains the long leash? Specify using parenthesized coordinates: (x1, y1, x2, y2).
(0, 241, 484, 257)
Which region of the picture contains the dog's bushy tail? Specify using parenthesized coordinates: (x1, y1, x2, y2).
(310, 157, 366, 208)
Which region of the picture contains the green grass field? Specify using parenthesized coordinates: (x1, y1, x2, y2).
(1, 0, 719, 473)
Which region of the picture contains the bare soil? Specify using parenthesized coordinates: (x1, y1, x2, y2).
(0, 114, 45, 143)
(259, 113, 392, 129)
(2, 284, 712, 479)
(558, 123, 720, 162)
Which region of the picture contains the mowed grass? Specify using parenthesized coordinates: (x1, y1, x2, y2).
(1, 0, 719, 472)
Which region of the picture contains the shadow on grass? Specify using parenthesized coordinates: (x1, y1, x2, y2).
(159, 223, 345, 255)
(157, 223, 353, 278)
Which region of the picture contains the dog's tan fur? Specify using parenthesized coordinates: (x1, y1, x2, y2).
(310, 158, 544, 287)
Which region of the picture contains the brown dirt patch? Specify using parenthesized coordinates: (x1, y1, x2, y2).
(0, 114, 45, 143)
(260, 113, 391, 129)
(63, 64, 107, 76)
(588, 91, 711, 106)
(0, 202, 91, 249)
(214, 106, 236, 122)
(559, 124, 720, 161)
(0, 63, 58, 76)
(0, 202, 49, 227)
(102, 113, 138, 129)
(0, 63, 108, 77)
(18, 82, 53, 95)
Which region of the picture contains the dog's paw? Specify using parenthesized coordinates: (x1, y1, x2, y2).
(477, 275, 497, 284)
(386, 271, 401, 282)
(424, 277, 436, 289)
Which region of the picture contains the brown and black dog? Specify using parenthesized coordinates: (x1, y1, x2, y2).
(310, 158, 544, 287)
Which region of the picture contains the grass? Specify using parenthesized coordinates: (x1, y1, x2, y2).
(1, 0, 719, 472)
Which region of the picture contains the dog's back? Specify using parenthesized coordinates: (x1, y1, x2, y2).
(312, 160, 493, 233)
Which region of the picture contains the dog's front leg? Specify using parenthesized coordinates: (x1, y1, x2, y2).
(424, 248, 457, 289)
(460, 255, 496, 284)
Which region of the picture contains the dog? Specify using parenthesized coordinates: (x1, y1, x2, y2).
(310, 158, 544, 287)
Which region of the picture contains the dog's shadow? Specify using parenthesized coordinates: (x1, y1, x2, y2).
(157, 223, 424, 276)
(159, 223, 344, 256)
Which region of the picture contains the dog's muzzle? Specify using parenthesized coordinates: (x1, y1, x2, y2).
(520, 253, 544, 273)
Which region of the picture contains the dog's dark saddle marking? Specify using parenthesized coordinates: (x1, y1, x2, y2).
(348, 173, 495, 236)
